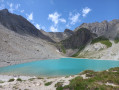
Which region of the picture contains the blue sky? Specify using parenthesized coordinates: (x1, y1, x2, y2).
(0, 0, 119, 32)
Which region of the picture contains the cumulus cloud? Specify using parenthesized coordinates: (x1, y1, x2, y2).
(59, 18, 66, 23)
(48, 12, 60, 25)
(48, 12, 66, 25)
(50, 26, 58, 32)
(8, 3, 20, 13)
(69, 12, 80, 25)
(15, 4, 20, 9)
(9, 3, 14, 12)
(48, 12, 66, 32)
(82, 7, 91, 17)
(26, 13, 33, 21)
(35, 24, 40, 30)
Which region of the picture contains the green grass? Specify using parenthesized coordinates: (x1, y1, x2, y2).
(72, 46, 85, 57)
(61, 45, 66, 54)
(0, 80, 4, 83)
(56, 67, 119, 90)
(114, 37, 119, 43)
(37, 77, 44, 79)
(8, 78, 15, 82)
(91, 36, 112, 48)
(28, 78, 35, 81)
(45, 81, 52, 86)
(17, 78, 22, 82)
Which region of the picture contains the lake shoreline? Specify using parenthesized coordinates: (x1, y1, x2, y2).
(0, 74, 78, 90)
(0, 57, 119, 68)
(0, 57, 62, 68)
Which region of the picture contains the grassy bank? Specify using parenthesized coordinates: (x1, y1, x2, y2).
(91, 36, 112, 48)
(56, 67, 119, 90)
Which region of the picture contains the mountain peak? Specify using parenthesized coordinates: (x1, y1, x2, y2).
(0, 9, 9, 14)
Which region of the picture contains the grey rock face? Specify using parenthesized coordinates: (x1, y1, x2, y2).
(61, 28, 95, 49)
(75, 19, 119, 38)
(0, 9, 54, 42)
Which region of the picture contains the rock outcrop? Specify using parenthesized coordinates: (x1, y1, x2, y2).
(75, 19, 119, 39)
(61, 28, 96, 49)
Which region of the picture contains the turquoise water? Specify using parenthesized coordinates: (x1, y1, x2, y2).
(0, 58, 119, 76)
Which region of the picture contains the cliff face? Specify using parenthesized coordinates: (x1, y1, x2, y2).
(61, 28, 95, 49)
(0, 9, 62, 67)
(75, 20, 119, 39)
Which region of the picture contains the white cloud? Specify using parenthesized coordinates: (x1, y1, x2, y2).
(8, 3, 20, 13)
(20, 10, 24, 13)
(50, 26, 58, 32)
(69, 13, 80, 25)
(15, 4, 20, 9)
(48, 12, 60, 25)
(9, 3, 14, 13)
(35, 24, 41, 30)
(48, 12, 66, 25)
(27, 13, 33, 21)
(82, 7, 91, 17)
(59, 18, 66, 23)
(66, 24, 71, 29)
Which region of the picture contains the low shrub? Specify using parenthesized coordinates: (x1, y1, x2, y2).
(91, 36, 112, 48)
(114, 37, 119, 43)
(8, 78, 15, 82)
(56, 67, 119, 90)
(45, 81, 52, 86)
(17, 78, 22, 82)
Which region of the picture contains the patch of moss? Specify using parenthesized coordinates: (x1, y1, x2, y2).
(17, 78, 22, 82)
(8, 78, 15, 82)
(37, 77, 43, 79)
(28, 78, 35, 81)
(0, 80, 4, 83)
(91, 36, 112, 48)
(55, 82, 63, 87)
(72, 46, 85, 57)
(114, 37, 119, 43)
(61, 45, 66, 54)
(45, 81, 52, 86)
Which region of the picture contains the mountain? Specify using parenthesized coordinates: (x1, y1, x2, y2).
(59, 28, 96, 56)
(1, 8, 119, 67)
(0, 9, 54, 42)
(0, 9, 62, 67)
(75, 19, 119, 39)
(64, 20, 119, 59)
(40, 29, 73, 42)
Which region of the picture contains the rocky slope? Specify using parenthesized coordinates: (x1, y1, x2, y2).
(0, 9, 62, 67)
(0, 24, 62, 67)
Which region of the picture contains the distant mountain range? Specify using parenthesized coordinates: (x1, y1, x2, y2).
(0, 9, 119, 67)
